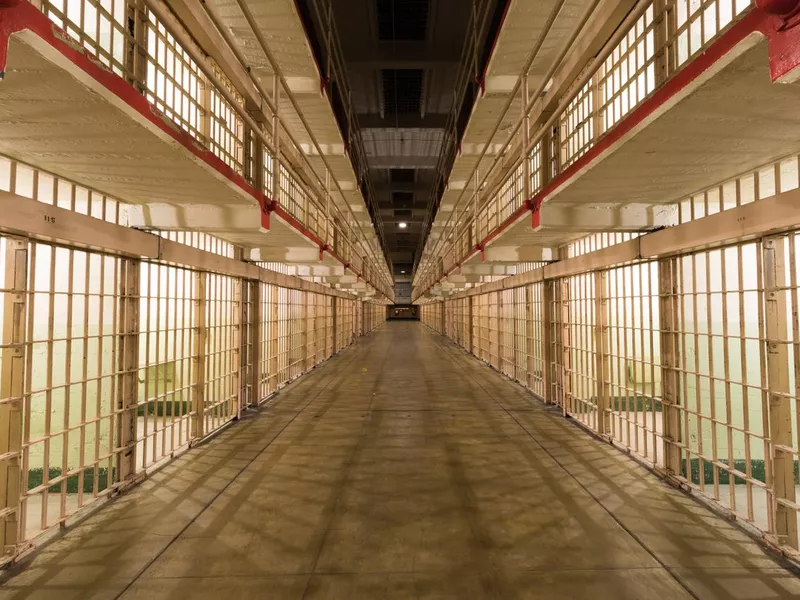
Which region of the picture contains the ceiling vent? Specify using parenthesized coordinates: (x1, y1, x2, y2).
(392, 191, 414, 207)
(382, 69, 423, 115)
(376, 0, 430, 41)
(390, 168, 415, 183)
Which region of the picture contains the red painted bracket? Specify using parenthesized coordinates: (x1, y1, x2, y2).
(525, 198, 542, 230)
(260, 197, 279, 231)
(0, 0, 396, 301)
(473, 75, 485, 97)
(758, 0, 800, 81)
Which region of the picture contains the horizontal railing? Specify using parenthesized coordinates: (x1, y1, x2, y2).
(29, 0, 392, 298)
(414, 0, 753, 298)
(0, 185, 387, 562)
(420, 150, 800, 556)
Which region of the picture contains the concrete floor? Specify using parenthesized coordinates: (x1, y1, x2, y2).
(2, 322, 799, 599)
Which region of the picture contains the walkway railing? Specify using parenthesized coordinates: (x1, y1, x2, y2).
(414, 0, 753, 298)
(421, 149, 800, 558)
(0, 154, 387, 564)
(31, 0, 392, 298)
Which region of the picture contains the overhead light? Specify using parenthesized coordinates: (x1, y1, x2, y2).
(398, 222, 408, 228)
(401, 270, 406, 274)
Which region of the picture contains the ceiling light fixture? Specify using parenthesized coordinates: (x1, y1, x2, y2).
(401, 270, 406, 273)
(398, 222, 408, 228)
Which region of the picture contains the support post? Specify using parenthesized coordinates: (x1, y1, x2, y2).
(558, 277, 572, 415)
(513, 291, 520, 381)
(468, 296, 474, 354)
(658, 257, 682, 476)
(0, 237, 26, 557)
(233, 276, 243, 419)
(271, 77, 281, 203)
(250, 280, 262, 405)
(247, 123, 265, 194)
(654, 0, 674, 87)
(495, 291, 503, 370)
(522, 75, 531, 202)
(191, 272, 207, 440)
(594, 270, 610, 436)
(542, 280, 555, 403)
(125, 0, 148, 94)
(541, 115, 555, 185)
(269, 289, 279, 392)
(332, 296, 338, 353)
(591, 70, 604, 144)
(116, 257, 140, 483)
(763, 236, 798, 549)
(301, 292, 309, 372)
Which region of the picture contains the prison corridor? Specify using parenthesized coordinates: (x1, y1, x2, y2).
(0, 322, 795, 600)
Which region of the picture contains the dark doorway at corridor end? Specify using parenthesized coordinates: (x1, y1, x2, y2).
(388, 304, 419, 321)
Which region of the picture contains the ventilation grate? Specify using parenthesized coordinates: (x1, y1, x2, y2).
(382, 69, 423, 115)
(376, 0, 430, 41)
(390, 168, 415, 183)
(392, 191, 414, 207)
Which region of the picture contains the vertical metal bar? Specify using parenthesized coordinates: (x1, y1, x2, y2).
(125, 0, 148, 93)
(543, 117, 556, 183)
(271, 78, 281, 203)
(595, 270, 610, 435)
(763, 236, 798, 549)
(522, 76, 531, 202)
(233, 276, 243, 418)
(0, 237, 26, 558)
(116, 257, 139, 483)
(191, 271, 207, 440)
(525, 285, 534, 390)
(269, 287, 279, 392)
(659, 257, 682, 476)
(331, 296, 338, 352)
(467, 296, 474, 354)
(591, 69, 603, 144)
(542, 280, 555, 403)
(250, 281, 261, 405)
(560, 277, 572, 415)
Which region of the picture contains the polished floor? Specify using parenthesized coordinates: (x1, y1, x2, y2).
(2, 322, 799, 599)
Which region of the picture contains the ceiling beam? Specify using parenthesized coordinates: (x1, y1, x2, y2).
(373, 182, 430, 193)
(345, 43, 462, 64)
(540, 203, 678, 231)
(357, 114, 449, 128)
(367, 156, 440, 169)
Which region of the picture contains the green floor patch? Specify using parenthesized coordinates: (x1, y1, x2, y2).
(27, 466, 115, 494)
(679, 458, 799, 485)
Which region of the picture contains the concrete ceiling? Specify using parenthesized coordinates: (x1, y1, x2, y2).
(325, 0, 474, 276)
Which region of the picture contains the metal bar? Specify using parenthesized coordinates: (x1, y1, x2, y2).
(595, 270, 610, 434)
(0, 236, 26, 558)
(763, 235, 798, 549)
(116, 257, 139, 483)
(233, 276, 243, 418)
(444, 185, 800, 299)
(250, 280, 262, 405)
(269, 288, 279, 393)
(659, 256, 682, 476)
(0, 191, 355, 300)
(542, 280, 555, 404)
(191, 271, 207, 440)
